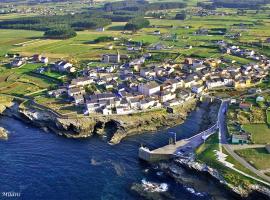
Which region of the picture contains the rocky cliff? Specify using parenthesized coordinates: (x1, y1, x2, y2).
(0, 97, 197, 144)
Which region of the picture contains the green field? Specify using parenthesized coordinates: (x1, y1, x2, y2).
(242, 124, 270, 144)
(0, 6, 269, 61)
(236, 148, 270, 170)
(0, 63, 59, 96)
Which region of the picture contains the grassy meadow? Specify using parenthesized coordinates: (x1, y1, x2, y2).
(242, 124, 270, 144)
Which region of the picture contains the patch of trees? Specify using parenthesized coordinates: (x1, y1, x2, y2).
(92, 36, 114, 43)
(103, 14, 135, 22)
(212, 0, 270, 9)
(0, 13, 112, 31)
(124, 17, 150, 31)
(175, 11, 186, 20)
(103, 0, 186, 12)
(71, 18, 111, 30)
(147, 2, 186, 11)
(104, 0, 147, 12)
(197, 2, 216, 10)
(44, 27, 77, 39)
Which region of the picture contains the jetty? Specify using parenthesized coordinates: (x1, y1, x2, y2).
(139, 124, 218, 162)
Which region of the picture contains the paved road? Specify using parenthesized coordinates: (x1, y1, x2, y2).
(218, 100, 270, 184)
(230, 144, 266, 150)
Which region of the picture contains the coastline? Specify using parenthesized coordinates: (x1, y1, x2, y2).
(0, 96, 200, 144)
(160, 158, 270, 199)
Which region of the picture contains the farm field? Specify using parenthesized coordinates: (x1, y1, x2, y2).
(0, 8, 269, 61)
(0, 63, 59, 96)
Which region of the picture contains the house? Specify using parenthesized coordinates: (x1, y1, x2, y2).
(116, 106, 133, 115)
(153, 30, 161, 35)
(129, 97, 141, 109)
(48, 88, 67, 98)
(231, 133, 249, 144)
(73, 94, 84, 105)
(102, 52, 120, 63)
(138, 81, 160, 96)
(70, 77, 94, 88)
(239, 102, 252, 111)
(266, 145, 270, 153)
(148, 43, 168, 50)
(89, 93, 115, 101)
(159, 91, 176, 103)
(41, 57, 49, 64)
(140, 68, 156, 78)
(11, 59, 24, 67)
(191, 85, 205, 94)
(102, 107, 113, 115)
(33, 54, 42, 62)
(55, 61, 74, 72)
(96, 27, 105, 32)
(139, 98, 159, 110)
(68, 87, 85, 97)
(185, 58, 193, 65)
(129, 57, 145, 66)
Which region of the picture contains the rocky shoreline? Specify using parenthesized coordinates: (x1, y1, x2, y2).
(0, 96, 199, 144)
(159, 158, 270, 199)
(0, 127, 9, 140)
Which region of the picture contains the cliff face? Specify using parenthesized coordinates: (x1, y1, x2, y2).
(0, 98, 197, 144)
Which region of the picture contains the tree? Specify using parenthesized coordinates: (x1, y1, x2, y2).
(175, 11, 186, 20)
(124, 17, 150, 32)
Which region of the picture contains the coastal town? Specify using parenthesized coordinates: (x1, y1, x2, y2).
(0, 0, 270, 199)
(6, 41, 269, 117)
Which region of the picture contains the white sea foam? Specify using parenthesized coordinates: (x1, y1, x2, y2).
(141, 179, 168, 193)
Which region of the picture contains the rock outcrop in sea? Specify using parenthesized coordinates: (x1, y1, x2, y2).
(0, 127, 9, 140)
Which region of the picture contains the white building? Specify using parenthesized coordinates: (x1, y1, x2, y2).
(138, 81, 160, 96)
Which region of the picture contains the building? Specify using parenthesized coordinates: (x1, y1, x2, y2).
(33, 54, 42, 62)
(266, 145, 270, 153)
(138, 81, 160, 96)
(232, 134, 249, 144)
(68, 87, 85, 97)
(70, 77, 94, 88)
(101, 52, 120, 63)
(160, 92, 176, 103)
(239, 103, 252, 111)
(41, 57, 49, 64)
(55, 61, 74, 72)
(96, 27, 105, 32)
(11, 59, 24, 67)
(191, 85, 205, 94)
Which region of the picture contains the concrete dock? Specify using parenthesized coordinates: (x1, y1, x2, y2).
(139, 124, 218, 162)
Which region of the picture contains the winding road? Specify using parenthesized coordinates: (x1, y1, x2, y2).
(218, 100, 270, 185)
